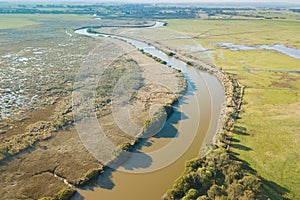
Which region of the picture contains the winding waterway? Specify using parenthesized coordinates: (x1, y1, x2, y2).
(219, 42, 300, 59)
(74, 23, 224, 200)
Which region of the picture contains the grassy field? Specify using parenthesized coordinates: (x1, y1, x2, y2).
(216, 52, 300, 199)
(162, 19, 300, 49)
(0, 14, 93, 29)
(156, 18, 300, 199)
(0, 15, 39, 29)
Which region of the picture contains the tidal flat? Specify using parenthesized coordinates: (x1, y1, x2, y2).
(0, 13, 187, 199)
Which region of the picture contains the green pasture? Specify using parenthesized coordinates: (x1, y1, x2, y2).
(165, 18, 300, 199)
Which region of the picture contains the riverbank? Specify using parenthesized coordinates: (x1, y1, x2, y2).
(158, 46, 244, 152)
(152, 19, 299, 199)
(89, 25, 238, 154)
(74, 23, 226, 199)
(108, 21, 290, 199)
(136, 32, 290, 200)
(103, 31, 243, 154)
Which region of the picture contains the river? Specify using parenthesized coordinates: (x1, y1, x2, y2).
(74, 23, 224, 200)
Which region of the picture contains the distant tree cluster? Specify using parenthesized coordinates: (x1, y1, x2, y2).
(290, 9, 300, 13)
(0, 3, 256, 19)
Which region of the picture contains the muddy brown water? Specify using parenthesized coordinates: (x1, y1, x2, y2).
(74, 27, 224, 200)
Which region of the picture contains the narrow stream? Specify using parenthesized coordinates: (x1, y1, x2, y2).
(218, 42, 300, 59)
(74, 24, 224, 200)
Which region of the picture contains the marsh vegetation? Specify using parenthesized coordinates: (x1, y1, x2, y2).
(1, 2, 299, 200)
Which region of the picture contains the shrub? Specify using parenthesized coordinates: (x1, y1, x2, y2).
(167, 52, 176, 57)
(76, 167, 104, 186)
(163, 104, 173, 118)
(182, 188, 199, 200)
(111, 142, 133, 166)
(142, 106, 167, 137)
(227, 182, 244, 199)
(187, 61, 193, 66)
(239, 174, 262, 192)
(86, 28, 98, 34)
(184, 158, 203, 174)
(197, 196, 209, 200)
(56, 188, 76, 200)
(39, 197, 54, 200)
(0, 147, 8, 161)
(116, 142, 133, 152)
(207, 184, 226, 199)
(160, 60, 167, 65)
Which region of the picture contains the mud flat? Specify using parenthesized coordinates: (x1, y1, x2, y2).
(0, 26, 185, 199)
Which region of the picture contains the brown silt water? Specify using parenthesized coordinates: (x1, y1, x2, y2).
(74, 28, 224, 200)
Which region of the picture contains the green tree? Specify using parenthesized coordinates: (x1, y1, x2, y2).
(207, 184, 226, 199)
(227, 182, 244, 199)
(182, 188, 199, 200)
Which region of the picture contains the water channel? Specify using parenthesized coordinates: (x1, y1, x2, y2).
(74, 23, 225, 200)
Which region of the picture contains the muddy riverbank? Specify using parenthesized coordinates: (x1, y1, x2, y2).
(73, 24, 226, 199)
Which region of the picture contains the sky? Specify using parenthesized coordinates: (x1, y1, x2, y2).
(108, 0, 299, 3)
(4, 0, 300, 6)
(108, 0, 300, 5)
(7, 0, 300, 3)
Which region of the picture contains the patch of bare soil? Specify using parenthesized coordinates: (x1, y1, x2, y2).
(270, 81, 294, 89)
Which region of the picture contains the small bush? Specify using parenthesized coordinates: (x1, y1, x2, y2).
(167, 52, 176, 57)
(0, 147, 8, 161)
(182, 188, 199, 200)
(39, 197, 54, 200)
(76, 168, 103, 186)
(56, 188, 76, 200)
(187, 61, 193, 66)
(85, 168, 100, 181)
(111, 142, 133, 166)
(142, 106, 167, 137)
(163, 104, 173, 118)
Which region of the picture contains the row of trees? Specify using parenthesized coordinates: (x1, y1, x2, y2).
(1, 3, 256, 19)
